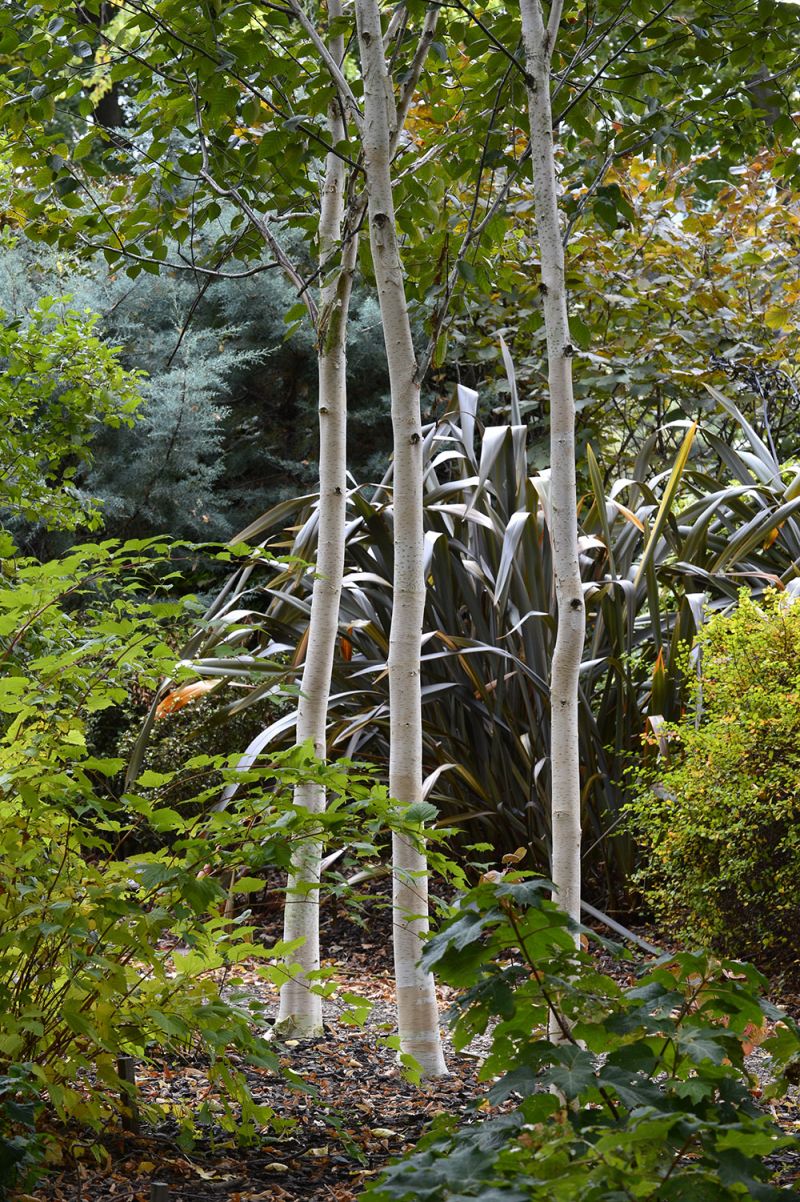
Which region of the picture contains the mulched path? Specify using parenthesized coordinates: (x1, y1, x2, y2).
(17, 885, 800, 1201)
(26, 1011, 484, 1202)
(25, 987, 487, 1202)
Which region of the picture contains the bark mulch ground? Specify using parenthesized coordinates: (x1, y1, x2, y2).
(17, 888, 800, 1202)
(25, 1001, 485, 1202)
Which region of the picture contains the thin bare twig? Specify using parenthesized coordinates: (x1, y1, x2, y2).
(417, 144, 532, 381)
(395, 4, 440, 135)
(554, 0, 678, 128)
(285, 0, 364, 131)
(190, 81, 318, 324)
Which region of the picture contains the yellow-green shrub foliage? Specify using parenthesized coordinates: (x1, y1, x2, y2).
(628, 589, 800, 982)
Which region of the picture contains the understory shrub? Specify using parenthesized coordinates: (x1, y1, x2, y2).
(0, 539, 428, 1193)
(0, 294, 142, 537)
(0, 1068, 42, 1196)
(0, 541, 289, 1182)
(627, 589, 800, 983)
(361, 874, 800, 1202)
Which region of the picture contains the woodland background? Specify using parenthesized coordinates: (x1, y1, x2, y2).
(2, 0, 800, 1199)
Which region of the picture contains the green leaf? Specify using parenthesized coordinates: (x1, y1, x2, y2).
(675, 1026, 728, 1066)
(232, 877, 266, 893)
(633, 421, 697, 588)
(542, 1048, 596, 1098)
(456, 260, 477, 285)
(402, 801, 438, 824)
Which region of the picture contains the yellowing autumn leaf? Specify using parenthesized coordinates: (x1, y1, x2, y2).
(611, 500, 645, 531)
(764, 305, 794, 331)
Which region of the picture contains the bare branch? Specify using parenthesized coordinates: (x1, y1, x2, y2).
(30, 150, 275, 282)
(191, 82, 318, 324)
(285, 0, 364, 131)
(73, 232, 282, 279)
(554, 0, 678, 128)
(552, 2, 634, 100)
(383, 3, 407, 51)
(546, 1, 564, 58)
(417, 145, 532, 381)
(561, 150, 614, 247)
(290, 3, 439, 296)
(451, 0, 529, 82)
(395, 139, 442, 179)
(394, 4, 439, 136)
(222, 194, 317, 323)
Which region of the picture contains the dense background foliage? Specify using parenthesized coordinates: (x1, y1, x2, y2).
(0, 231, 392, 550)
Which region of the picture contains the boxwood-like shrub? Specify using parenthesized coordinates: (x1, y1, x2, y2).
(627, 589, 800, 983)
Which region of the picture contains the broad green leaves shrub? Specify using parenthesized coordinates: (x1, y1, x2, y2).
(0, 295, 141, 532)
(0, 1068, 42, 1196)
(627, 590, 800, 983)
(361, 874, 800, 1202)
(0, 542, 281, 1152)
(0, 539, 428, 1190)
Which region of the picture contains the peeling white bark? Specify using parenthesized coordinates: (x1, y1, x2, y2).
(354, 0, 447, 1077)
(519, 0, 584, 933)
(277, 3, 357, 1036)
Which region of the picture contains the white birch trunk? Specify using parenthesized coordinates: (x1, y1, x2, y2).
(354, 0, 447, 1077)
(519, 0, 584, 933)
(277, 7, 356, 1035)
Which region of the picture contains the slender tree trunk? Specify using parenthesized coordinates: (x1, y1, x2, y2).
(354, 0, 447, 1077)
(519, 0, 584, 931)
(277, 7, 356, 1035)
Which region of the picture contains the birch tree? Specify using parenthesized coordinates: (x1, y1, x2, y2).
(354, 0, 447, 1076)
(517, 0, 584, 931)
(275, 0, 358, 1036)
(497, 0, 800, 934)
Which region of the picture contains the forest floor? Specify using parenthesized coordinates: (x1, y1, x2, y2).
(21, 883, 800, 1202)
